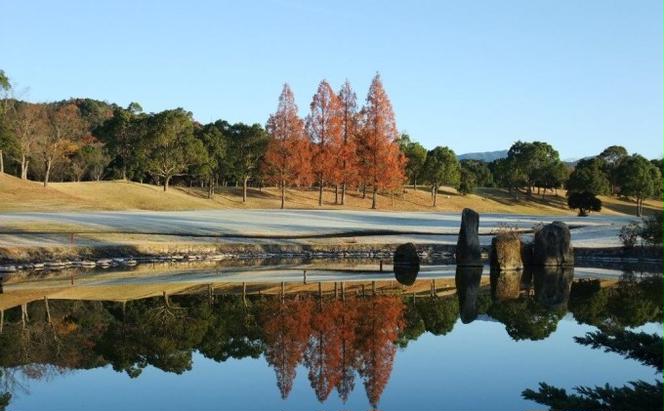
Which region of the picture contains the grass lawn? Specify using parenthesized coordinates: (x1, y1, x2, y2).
(0, 173, 661, 216)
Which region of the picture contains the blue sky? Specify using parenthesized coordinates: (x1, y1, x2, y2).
(1, 0, 662, 159)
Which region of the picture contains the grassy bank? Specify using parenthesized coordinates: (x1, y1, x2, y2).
(1, 174, 660, 215)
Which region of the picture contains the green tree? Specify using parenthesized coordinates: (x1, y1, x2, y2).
(422, 146, 460, 206)
(598, 145, 628, 194)
(458, 166, 476, 195)
(399, 134, 427, 190)
(144, 109, 206, 191)
(567, 191, 602, 216)
(566, 157, 610, 196)
(0, 70, 13, 174)
(506, 141, 563, 196)
(616, 154, 661, 216)
(195, 121, 229, 198)
(95, 103, 145, 180)
(460, 159, 493, 187)
(229, 123, 269, 202)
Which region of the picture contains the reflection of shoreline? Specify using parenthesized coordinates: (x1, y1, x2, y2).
(0, 270, 627, 312)
(0, 273, 660, 410)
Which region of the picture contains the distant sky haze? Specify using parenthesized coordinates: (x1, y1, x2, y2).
(1, 0, 662, 159)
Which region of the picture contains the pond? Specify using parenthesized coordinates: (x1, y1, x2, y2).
(0, 263, 661, 411)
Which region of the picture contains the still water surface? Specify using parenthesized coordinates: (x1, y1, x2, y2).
(0, 264, 661, 410)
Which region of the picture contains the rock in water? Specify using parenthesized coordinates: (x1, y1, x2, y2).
(456, 208, 482, 266)
(533, 221, 574, 266)
(490, 233, 523, 270)
(393, 243, 420, 286)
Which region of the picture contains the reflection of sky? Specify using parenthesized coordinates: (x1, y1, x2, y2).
(9, 319, 660, 411)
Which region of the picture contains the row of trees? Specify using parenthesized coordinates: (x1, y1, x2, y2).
(566, 146, 662, 216)
(0, 68, 661, 212)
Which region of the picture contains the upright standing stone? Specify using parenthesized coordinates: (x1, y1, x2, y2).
(533, 221, 574, 266)
(456, 208, 482, 266)
(490, 233, 523, 270)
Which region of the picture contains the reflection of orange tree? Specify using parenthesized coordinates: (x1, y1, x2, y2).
(305, 299, 343, 402)
(261, 297, 313, 399)
(260, 295, 404, 407)
(336, 297, 360, 403)
(355, 296, 404, 409)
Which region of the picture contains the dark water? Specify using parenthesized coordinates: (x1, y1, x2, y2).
(0, 266, 661, 411)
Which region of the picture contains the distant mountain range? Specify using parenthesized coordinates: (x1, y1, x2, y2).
(457, 150, 508, 162)
(457, 149, 582, 165)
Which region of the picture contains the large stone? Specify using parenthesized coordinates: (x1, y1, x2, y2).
(532, 221, 574, 266)
(456, 208, 482, 266)
(393, 243, 420, 286)
(489, 233, 523, 270)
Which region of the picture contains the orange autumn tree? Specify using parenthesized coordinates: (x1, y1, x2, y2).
(264, 84, 313, 209)
(306, 80, 343, 206)
(337, 80, 360, 205)
(261, 297, 314, 399)
(355, 295, 404, 409)
(357, 74, 406, 209)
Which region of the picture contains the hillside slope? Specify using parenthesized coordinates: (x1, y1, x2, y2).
(0, 173, 660, 215)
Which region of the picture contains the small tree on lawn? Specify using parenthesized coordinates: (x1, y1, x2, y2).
(567, 191, 602, 216)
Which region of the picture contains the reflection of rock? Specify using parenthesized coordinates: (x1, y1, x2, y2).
(394, 264, 419, 286)
(490, 268, 522, 301)
(455, 266, 483, 323)
(532, 266, 574, 310)
(456, 208, 482, 266)
(490, 234, 523, 270)
(393, 243, 420, 286)
(532, 221, 574, 266)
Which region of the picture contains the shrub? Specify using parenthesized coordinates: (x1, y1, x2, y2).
(567, 191, 602, 216)
(619, 223, 640, 248)
(640, 214, 663, 245)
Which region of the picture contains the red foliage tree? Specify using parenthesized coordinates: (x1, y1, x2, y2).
(337, 80, 360, 205)
(261, 297, 314, 399)
(306, 80, 343, 206)
(357, 74, 406, 208)
(264, 84, 313, 209)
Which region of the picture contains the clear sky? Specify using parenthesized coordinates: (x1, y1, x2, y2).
(1, 0, 662, 159)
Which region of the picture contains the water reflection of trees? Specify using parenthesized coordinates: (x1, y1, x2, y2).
(524, 274, 663, 411)
(0, 273, 660, 409)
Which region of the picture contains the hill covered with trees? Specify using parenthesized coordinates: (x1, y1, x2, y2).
(0, 69, 661, 214)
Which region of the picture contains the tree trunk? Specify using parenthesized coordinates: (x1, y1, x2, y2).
(371, 184, 377, 209)
(432, 184, 438, 207)
(20, 156, 29, 180)
(43, 159, 52, 187)
(413, 179, 416, 191)
(280, 180, 285, 209)
(0, 150, 3, 173)
(122, 164, 127, 181)
(163, 176, 170, 191)
(334, 184, 339, 204)
(341, 182, 346, 205)
(362, 183, 367, 199)
(242, 176, 248, 202)
(318, 178, 323, 206)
